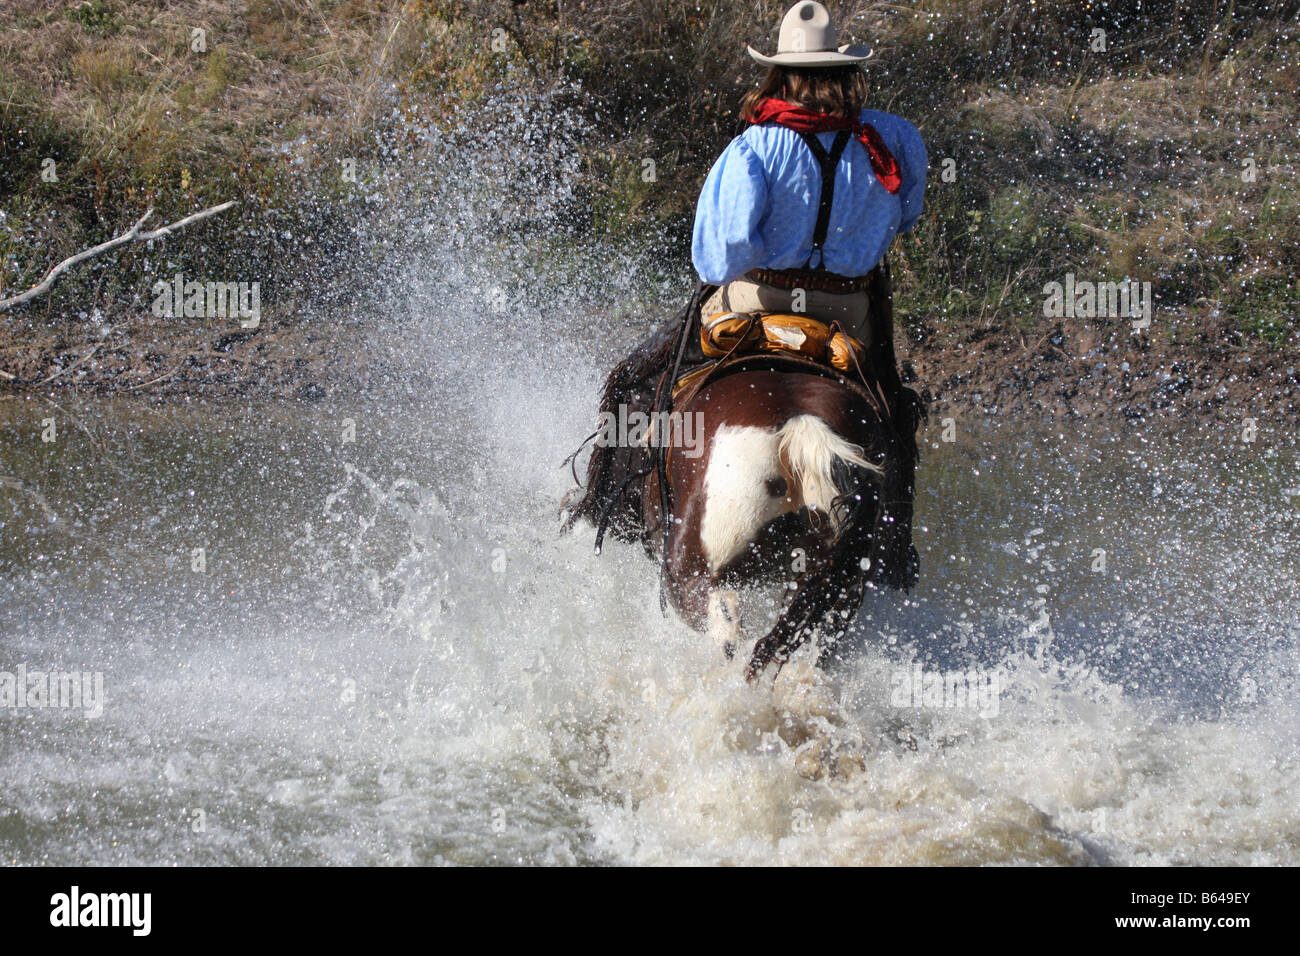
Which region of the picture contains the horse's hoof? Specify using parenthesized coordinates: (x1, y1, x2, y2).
(792, 734, 843, 780)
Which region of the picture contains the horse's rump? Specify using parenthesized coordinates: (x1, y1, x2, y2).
(663, 369, 917, 675)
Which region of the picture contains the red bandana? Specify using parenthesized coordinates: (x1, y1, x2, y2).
(748, 98, 902, 194)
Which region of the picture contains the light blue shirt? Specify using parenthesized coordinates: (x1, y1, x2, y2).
(691, 109, 927, 284)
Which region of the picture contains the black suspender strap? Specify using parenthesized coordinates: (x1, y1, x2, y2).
(798, 128, 853, 270)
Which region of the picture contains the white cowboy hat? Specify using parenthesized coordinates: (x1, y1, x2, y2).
(747, 1, 874, 68)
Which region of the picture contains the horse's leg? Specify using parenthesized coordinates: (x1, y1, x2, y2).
(665, 525, 742, 656)
(655, 467, 712, 628)
(744, 414, 884, 681)
(706, 588, 742, 657)
(658, 431, 751, 659)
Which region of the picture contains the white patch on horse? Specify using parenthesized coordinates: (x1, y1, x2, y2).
(700, 416, 883, 575)
(700, 425, 794, 573)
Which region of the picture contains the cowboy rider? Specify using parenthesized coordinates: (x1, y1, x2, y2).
(694, 0, 926, 341)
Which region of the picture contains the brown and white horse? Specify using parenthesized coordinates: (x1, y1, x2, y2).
(643, 366, 913, 680)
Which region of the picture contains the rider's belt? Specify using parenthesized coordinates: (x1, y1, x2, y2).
(746, 267, 873, 294)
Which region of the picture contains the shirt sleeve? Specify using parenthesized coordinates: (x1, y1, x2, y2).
(691, 136, 769, 285)
(893, 118, 927, 234)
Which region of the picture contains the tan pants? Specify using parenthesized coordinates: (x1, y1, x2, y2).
(702, 277, 872, 345)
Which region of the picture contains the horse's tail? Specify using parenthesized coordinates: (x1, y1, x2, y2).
(747, 414, 912, 680)
(776, 415, 880, 530)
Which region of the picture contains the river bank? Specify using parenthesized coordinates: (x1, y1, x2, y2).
(3, 3, 1296, 422)
(4, 302, 1296, 425)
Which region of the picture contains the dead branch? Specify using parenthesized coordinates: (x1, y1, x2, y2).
(0, 201, 237, 313)
(31, 344, 101, 386)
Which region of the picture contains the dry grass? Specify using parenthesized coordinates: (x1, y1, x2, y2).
(0, 0, 420, 192)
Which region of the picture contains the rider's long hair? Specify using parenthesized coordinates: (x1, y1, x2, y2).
(740, 65, 869, 120)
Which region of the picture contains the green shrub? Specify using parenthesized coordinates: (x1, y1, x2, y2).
(67, 0, 120, 37)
